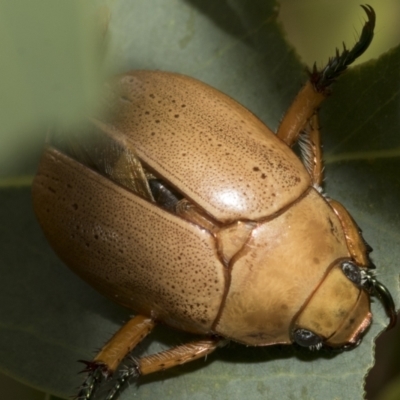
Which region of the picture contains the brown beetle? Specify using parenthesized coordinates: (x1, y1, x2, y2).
(32, 5, 396, 400)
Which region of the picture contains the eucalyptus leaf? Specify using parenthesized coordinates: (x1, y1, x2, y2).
(0, 1, 399, 400)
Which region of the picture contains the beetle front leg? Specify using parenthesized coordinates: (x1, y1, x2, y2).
(327, 199, 372, 267)
(105, 337, 226, 400)
(77, 314, 155, 400)
(277, 5, 375, 147)
(328, 199, 397, 329)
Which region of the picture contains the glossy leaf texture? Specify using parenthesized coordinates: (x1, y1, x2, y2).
(0, 1, 399, 399)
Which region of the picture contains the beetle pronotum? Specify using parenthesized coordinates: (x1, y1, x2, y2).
(32, 5, 396, 400)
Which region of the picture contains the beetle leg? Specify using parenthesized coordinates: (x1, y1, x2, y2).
(77, 315, 155, 400)
(105, 337, 226, 400)
(328, 199, 398, 330)
(361, 272, 397, 330)
(328, 199, 372, 267)
(276, 81, 325, 148)
(277, 5, 375, 147)
(298, 114, 323, 186)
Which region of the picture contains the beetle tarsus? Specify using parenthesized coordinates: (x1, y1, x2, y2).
(76, 360, 110, 400)
(361, 270, 397, 330)
(275, 6, 375, 147)
(105, 358, 141, 400)
(310, 4, 375, 92)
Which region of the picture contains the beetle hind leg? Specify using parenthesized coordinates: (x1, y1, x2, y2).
(276, 5, 375, 147)
(76, 314, 155, 400)
(105, 337, 225, 400)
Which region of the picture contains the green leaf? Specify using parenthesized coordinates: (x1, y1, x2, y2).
(0, 1, 398, 400)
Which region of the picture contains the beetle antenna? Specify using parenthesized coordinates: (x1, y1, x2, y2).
(311, 5, 375, 92)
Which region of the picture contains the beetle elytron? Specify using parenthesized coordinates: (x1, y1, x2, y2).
(32, 5, 396, 400)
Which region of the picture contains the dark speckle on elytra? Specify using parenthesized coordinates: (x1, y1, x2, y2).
(149, 94, 155, 99)
(174, 114, 179, 118)
(72, 203, 78, 210)
(253, 167, 260, 172)
(261, 173, 266, 179)
(155, 120, 160, 123)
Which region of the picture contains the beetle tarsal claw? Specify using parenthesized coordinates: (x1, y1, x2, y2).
(310, 4, 376, 92)
(372, 280, 397, 330)
(361, 270, 397, 330)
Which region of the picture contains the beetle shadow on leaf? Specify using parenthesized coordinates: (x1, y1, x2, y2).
(215, 341, 340, 364)
(125, 325, 340, 389)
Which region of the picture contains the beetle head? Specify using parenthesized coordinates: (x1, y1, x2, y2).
(292, 259, 396, 350)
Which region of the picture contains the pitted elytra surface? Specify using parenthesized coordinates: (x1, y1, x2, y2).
(105, 71, 310, 222)
(33, 148, 225, 334)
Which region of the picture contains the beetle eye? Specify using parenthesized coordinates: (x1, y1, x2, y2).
(341, 261, 362, 285)
(293, 328, 322, 348)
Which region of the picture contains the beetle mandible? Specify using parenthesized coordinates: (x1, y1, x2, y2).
(32, 5, 396, 400)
